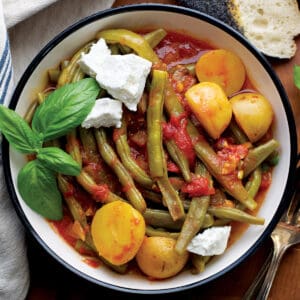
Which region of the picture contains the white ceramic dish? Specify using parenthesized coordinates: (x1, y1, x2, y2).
(2, 4, 298, 294)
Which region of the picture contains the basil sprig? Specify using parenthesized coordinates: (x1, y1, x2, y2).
(294, 65, 300, 90)
(18, 160, 63, 220)
(0, 78, 100, 220)
(0, 107, 43, 153)
(32, 78, 99, 141)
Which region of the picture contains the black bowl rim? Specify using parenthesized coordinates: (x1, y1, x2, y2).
(2, 3, 298, 295)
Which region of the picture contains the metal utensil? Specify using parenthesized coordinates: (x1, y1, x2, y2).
(244, 164, 300, 300)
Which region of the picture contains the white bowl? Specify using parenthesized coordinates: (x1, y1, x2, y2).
(2, 4, 298, 294)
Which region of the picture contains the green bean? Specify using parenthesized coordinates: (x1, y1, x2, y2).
(108, 44, 120, 55)
(71, 67, 85, 83)
(143, 208, 214, 231)
(236, 167, 262, 211)
(114, 118, 154, 189)
(74, 239, 95, 255)
(118, 44, 133, 54)
(229, 119, 249, 144)
(66, 128, 123, 203)
(175, 162, 211, 254)
(196, 160, 214, 186)
(207, 206, 265, 225)
(145, 226, 179, 239)
(144, 28, 167, 48)
(175, 196, 210, 255)
(156, 177, 185, 220)
(48, 68, 61, 83)
(94, 128, 146, 213)
(73, 230, 128, 274)
(102, 259, 128, 274)
(57, 174, 95, 249)
(164, 138, 192, 182)
(147, 70, 185, 220)
(58, 174, 123, 277)
(266, 150, 280, 166)
(137, 93, 148, 114)
(191, 125, 257, 210)
(76, 170, 124, 203)
(143, 208, 184, 230)
(147, 70, 167, 178)
(243, 139, 280, 177)
(141, 189, 162, 204)
(190, 254, 210, 274)
(57, 41, 94, 87)
(24, 100, 38, 124)
(213, 218, 231, 226)
(245, 167, 262, 199)
(66, 129, 82, 168)
(60, 60, 69, 69)
(37, 91, 52, 104)
(78, 127, 99, 163)
(96, 29, 160, 63)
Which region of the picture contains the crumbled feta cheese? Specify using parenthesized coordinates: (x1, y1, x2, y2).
(77, 38, 111, 77)
(187, 226, 231, 256)
(96, 54, 152, 111)
(78, 38, 152, 112)
(81, 98, 122, 129)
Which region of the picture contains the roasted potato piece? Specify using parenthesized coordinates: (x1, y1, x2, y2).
(136, 236, 189, 279)
(185, 81, 232, 139)
(195, 49, 246, 96)
(91, 201, 145, 265)
(230, 93, 274, 142)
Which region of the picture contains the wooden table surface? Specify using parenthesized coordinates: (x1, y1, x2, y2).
(27, 1, 300, 299)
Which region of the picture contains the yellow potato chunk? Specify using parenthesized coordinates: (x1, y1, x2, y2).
(91, 201, 145, 265)
(185, 81, 232, 139)
(136, 236, 189, 279)
(196, 49, 246, 96)
(230, 93, 274, 142)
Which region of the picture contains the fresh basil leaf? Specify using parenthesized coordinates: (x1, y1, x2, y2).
(37, 147, 81, 176)
(17, 160, 63, 220)
(0, 105, 42, 153)
(32, 78, 99, 141)
(294, 65, 300, 90)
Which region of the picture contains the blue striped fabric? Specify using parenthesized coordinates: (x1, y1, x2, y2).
(0, 1, 13, 107)
(0, 37, 13, 105)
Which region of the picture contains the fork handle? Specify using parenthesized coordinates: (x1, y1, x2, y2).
(242, 251, 272, 300)
(256, 243, 288, 300)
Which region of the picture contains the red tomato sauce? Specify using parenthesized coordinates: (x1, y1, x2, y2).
(181, 175, 215, 197)
(214, 137, 250, 175)
(155, 31, 213, 68)
(162, 113, 196, 167)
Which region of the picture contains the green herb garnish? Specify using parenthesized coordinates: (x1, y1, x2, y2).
(0, 78, 100, 220)
(294, 65, 300, 90)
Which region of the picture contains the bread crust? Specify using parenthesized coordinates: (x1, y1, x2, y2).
(178, 0, 300, 58)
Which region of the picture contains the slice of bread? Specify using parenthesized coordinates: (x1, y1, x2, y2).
(177, 0, 300, 59)
(229, 0, 300, 58)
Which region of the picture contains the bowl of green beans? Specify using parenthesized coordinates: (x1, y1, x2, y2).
(1, 4, 298, 294)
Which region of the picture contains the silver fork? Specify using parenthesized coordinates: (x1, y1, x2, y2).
(243, 165, 300, 300)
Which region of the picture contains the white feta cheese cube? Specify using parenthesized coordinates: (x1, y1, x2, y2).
(77, 38, 111, 78)
(81, 97, 122, 129)
(187, 226, 231, 256)
(96, 53, 152, 111)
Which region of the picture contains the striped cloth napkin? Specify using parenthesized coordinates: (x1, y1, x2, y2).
(0, 2, 29, 299)
(0, 1, 114, 299)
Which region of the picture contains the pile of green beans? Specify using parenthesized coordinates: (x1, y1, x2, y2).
(31, 27, 280, 276)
